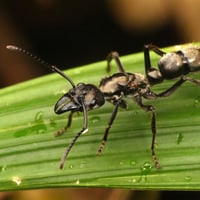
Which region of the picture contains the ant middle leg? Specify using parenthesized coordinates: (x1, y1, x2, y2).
(135, 96, 161, 169)
(98, 102, 120, 155)
(107, 51, 127, 74)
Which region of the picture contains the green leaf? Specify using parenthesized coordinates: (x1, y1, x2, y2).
(1, 43, 200, 191)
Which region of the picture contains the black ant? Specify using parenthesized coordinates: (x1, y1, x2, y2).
(98, 44, 200, 169)
(7, 44, 200, 170)
(6, 45, 105, 169)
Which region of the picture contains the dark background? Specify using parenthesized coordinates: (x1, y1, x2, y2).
(1, 0, 199, 87)
(1, 0, 200, 199)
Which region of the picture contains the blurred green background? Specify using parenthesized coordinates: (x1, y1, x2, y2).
(1, 0, 200, 199)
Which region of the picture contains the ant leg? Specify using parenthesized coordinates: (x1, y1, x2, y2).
(135, 96, 161, 169)
(98, 102, 120, 155)
(145, 44, 166, 56)
(107, 51, 127, 74)
(183, 76, 200, 85)
(155, 76, 200, 98)
(54, 111, 73, 137)
(59, 103, 88, 169)
(155, 78, 186, 98)
(144, 44, 165, 85)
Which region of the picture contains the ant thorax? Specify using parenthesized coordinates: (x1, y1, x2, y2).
(99, 72, 150, 98)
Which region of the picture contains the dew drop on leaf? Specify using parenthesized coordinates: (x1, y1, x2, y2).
(0, 165, 7, 172)
(138, 162, 152, 183)
(90, 116, 101, 123)
(194, 96, 200, 108)
(141, 162, 152, 175)
(130, 160, 136, 166)
(176, 133, 183, 144)
(69, 164, 73, 169)
(35, 111, 44, 122)
(49, 118, 57, 128)
(185, 176, 192, 182)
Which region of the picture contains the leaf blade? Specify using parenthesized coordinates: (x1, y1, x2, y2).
(1, 44, 200, 190)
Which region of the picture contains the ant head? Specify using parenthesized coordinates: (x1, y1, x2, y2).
(6, 45, 76, 88)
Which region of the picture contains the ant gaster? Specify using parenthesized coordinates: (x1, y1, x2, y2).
(6, 45, 105, 169)
(144, 44, 200, 89)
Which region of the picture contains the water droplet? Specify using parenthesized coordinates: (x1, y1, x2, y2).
(90, 116, 100, 123)
(176, 133, 184, 144)
(185, 176, 192, 182)
(14, 128, 30, 137)
(119, 161, 124, 165)
(37, 126, 47, 134)
(69, 164, 73, 169)
(49, 118, 57, 128)
(31, 123, 47, 135)
(33, 111, 47, 134)
(35, 111, 43, 122)
(194, 97, 200, 108)
(76, 179, 80, 185)
(12, 176, 22, 186)
(141, 162, 152, 175)
(130, 160, 136, 166)
(138, 162, 152, 182)
(0, 165, 7, 172)
(128, 178, 137, 183)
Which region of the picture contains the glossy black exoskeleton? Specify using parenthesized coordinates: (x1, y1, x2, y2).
(6, 45, 105, 169)
(97, 48, 200, 169)
(144, 44, 200, 90)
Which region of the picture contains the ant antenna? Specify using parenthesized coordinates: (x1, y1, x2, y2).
(6, 45, 76, 88)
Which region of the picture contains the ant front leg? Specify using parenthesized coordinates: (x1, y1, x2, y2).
(54, 111, 73, 137)
(107, 51, 127, 74)
(144, 44, 165, 85)
(135, 95, 161, 169)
